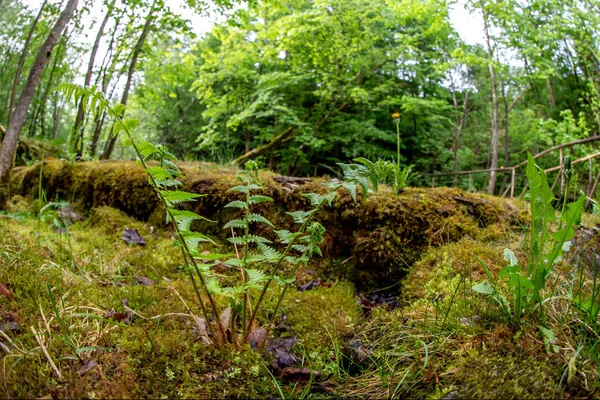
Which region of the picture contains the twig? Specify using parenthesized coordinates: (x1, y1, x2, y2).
(30, 326, 62, 379)
(169, 287, 213, 345)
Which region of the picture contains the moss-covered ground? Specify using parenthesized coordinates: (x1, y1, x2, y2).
(0, 160, 599, 398)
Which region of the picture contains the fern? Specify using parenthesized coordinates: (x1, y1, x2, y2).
(55, 83, 387, 350)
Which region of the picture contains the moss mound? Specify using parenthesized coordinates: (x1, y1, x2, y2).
(9, 159, 526, 287)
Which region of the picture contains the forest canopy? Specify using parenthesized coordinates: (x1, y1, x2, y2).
(0, 0, 599, 193)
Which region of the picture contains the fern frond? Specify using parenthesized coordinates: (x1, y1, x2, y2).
(248, 195, 273, 205)
(286, 210, 313, 224)
(247, 213, 274, 227)
(223, 219, 248, 229)
(224, 200, 247, 209)
(257, 242, 283, 262)
(227, 235, 272, 245)
(274, 229, 302, 244)
(161, 191, 204, 207)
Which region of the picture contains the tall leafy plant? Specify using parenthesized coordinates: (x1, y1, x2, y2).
(55, 84, 379, 349)
(473, 154, 585, 323)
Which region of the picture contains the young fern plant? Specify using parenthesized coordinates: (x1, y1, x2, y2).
(55, 83, 382, 350)
(56, 83, 228, 347)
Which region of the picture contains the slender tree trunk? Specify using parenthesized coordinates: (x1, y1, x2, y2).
(480, 0, 500, 195)
(32, 40, 65, 137)
(52, 94, 62, 139)
(7, 0, 48, 127)
(101, 1, 157, 160)
(89, 16, 122, 157)
(72, 0, 113, 158)
(452, 90, 469, 186)
(0, 0, 78, 186)
(546, 77, 556, 113)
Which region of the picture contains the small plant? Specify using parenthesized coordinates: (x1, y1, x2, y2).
(348, 158, 416, 195)
(473, 154, 585, 324)
(55, 84, 380, 350)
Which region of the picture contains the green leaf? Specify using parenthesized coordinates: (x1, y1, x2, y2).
(138, 141, 159, 158)
(274, 230, 302, 243)
(247, 213, 274, 227)
(169, 209, 214, 231)
(227, 234, 272, 245)
(248, 195, 273, 204)
(342, 181, 357, 202)
(472, 281, 494, 295)
(286, 210, 313, 224)
(161, 190, 203, 206)
(224, 200, 247, 209)
(503, 248, 519, 267)
(223, 219, 248, 229)
(257, 242, 283, 262)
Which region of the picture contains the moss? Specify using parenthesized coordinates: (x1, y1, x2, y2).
(440, 351, 566, 399)
(10, 160, 527, 288)
(4, 194, 32, 212)
(281, 282, 362, 344)
(402, 239, 508, 301)
(0, 216, 276, 398)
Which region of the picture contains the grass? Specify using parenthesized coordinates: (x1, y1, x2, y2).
(0, 177, 599, 397)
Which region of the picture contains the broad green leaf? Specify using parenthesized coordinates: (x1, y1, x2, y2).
(503, 248, 519, 267)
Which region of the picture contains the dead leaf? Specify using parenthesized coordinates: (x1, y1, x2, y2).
(276, 367, 321, 383)
(122, 228, 146, 246)
(298, 279, 323, 292)
(0, 322, 20, 333)
(248, 326, 266, 349)
(77, 359, 98, 376)
(267, 337, 298, 370)
(310, 383, 334, 395)
(136, 276, 154, 286)
(0, 284, 13, 301)
(103, 302, 134, 325)
(58, 205, 82, 224)
(193, 317, 212, 345)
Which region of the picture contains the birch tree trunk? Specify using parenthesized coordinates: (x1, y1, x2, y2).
(72, 0, 114, 158)
(0, 0, 78, 186)
(7, 0, 48, 127)
(101, 1, 157, 160)
(480, 0, 500, 195)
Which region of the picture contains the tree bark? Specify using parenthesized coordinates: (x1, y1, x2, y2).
(89, 15, 122, 157)
(72, 0, 114, 158)
(480, 0, 500, 195)
(7, 0, 48, 127)
(452, 90, 469, 186)
(101, 1, 157, 160)
(0, 0, 78, 185)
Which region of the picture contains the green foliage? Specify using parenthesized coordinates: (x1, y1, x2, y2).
(473, 154, 585, 323)
(55, 83, 387, 350)
(338, 158, 416, 197)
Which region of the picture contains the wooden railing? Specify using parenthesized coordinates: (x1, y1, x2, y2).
(423, 136, 600, 199)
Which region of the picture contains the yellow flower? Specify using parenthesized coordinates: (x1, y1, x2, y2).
(391, 112, 401, 119)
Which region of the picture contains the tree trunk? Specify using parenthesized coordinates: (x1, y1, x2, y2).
(7, 0, 48, 127)
(0, 0, 78, 186)
(452, 90, 469, 187)
(480, 0, 500, 195)
(89, 15, 122, 158)
(72, 0, 113, 158)
(101, 2, 156, 160)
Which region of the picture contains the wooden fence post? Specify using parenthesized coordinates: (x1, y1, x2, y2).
(559, 148, 564, 194)
(510, 168, 516, 198)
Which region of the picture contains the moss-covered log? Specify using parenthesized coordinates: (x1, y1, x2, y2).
(10, 159, 527, 287)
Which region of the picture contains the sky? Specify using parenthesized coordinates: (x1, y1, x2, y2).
(21, 0, 487, 88)
(22, 0, 486, 45)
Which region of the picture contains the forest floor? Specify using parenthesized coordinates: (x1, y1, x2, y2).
(0, 160, 599, 398)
